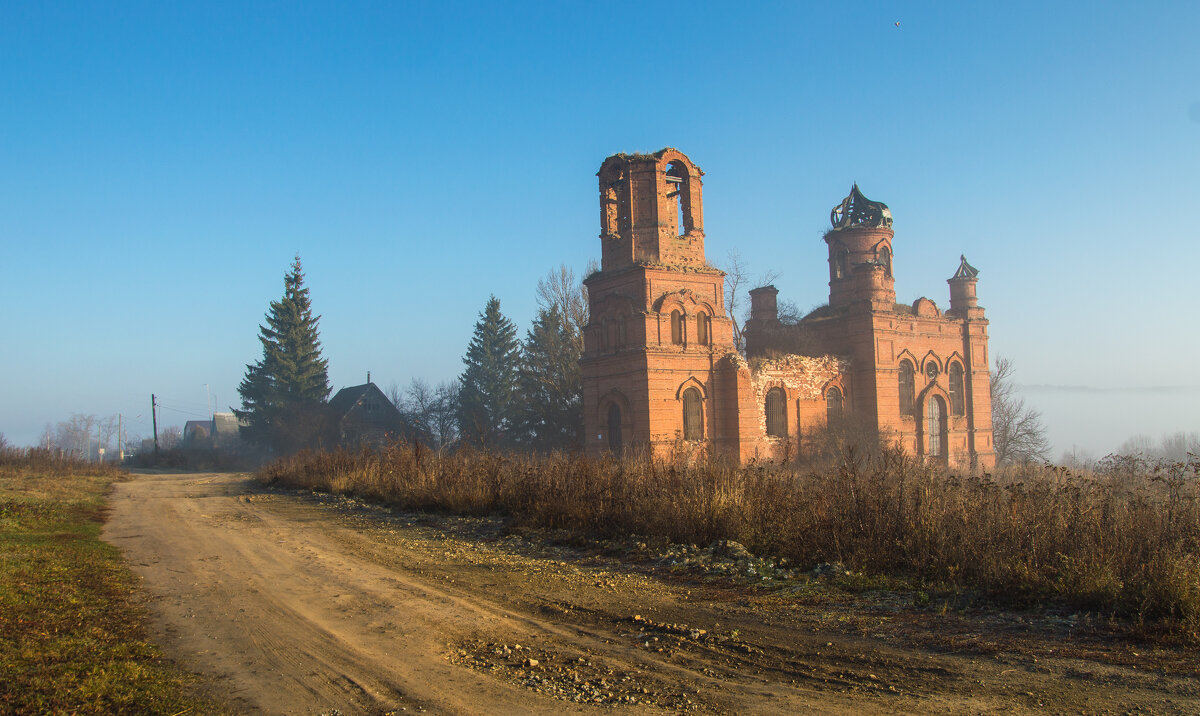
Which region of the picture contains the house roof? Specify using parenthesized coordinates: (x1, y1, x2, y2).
(329, 382, 399, 416)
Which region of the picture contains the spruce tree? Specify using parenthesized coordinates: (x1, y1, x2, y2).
(512, 306, 583, 451)
(236, 256, 332, 450)
(457, 295, 520, 447)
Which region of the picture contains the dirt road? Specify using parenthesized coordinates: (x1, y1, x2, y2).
(103, 471, 1199, 715)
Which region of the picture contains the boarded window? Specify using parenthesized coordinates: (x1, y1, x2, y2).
(927, 396, 946, 457)
(696, 312, 709, 346)
(671, 310, 684, 345)
(898, 360, 915, 416)
(949, 363, 965, 416)
(682, 387, 703, 441)
(765, 388, 787, 438)
(607, 404, 622, 453)
(826, 387, 843, 424)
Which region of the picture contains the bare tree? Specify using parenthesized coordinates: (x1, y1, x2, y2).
(722, 250, 750, 352)
(990, 357, 1050, 465)
(158, 425, 183, 451)
(0, 433, 8, 452)
(393, 378, 461, 450)
(535, 263, 590, 337)
(721, 249, 781, 354)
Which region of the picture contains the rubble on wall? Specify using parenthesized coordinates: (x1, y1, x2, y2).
(748, 354, 847, 401)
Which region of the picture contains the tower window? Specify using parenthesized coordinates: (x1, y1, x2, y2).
(949, 362, 965, 416)
(671, 310, 684, 345)
(831, 246, 849, 280)
(898, 360, 915, 416)
(879, 245, 892, 277)
(665, 162, 690, 236)
(696, 312, 709, 346)
(765, 388, 787, 438)
(826, 387, 843, 424)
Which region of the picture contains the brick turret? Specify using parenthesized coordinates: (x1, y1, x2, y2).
(825, 185, 896, 309)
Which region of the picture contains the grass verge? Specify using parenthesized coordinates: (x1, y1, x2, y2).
(0, 449, 221, 714)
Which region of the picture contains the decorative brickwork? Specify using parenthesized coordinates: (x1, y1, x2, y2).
(581, 150, 995, 469)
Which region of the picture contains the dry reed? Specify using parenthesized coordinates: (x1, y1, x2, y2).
(259, 444, 1200, 638)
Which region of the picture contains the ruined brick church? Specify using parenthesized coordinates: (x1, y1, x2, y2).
(581, 148, 996, 468)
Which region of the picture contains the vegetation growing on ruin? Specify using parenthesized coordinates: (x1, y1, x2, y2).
(260, 445, 1200, 641)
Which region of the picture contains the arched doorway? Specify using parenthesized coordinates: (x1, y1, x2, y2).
(607, 404, 622, 453)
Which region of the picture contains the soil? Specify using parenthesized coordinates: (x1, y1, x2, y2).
(102, 471, 1200, 715)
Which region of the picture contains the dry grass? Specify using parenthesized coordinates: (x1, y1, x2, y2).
(0, 448, 223, 714)
(260, 444, 1200, 639)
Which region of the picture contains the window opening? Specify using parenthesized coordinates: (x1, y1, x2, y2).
(832, 246, 849, 280)
(879, 245, 892, 277)
(898, 360, 915, 416)
(671, 310, 684, 345)
(826, 387, 843, 424)
(682, 387, 703, 441)
(927, 396, 946, 457)
(766, 388, 787, 438)
(665, 162, 688, 236)
(696, 312, 709, 346)
(949, 363, 965, 416)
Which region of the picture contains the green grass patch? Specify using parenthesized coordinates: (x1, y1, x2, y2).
(0, 455, 222, 714)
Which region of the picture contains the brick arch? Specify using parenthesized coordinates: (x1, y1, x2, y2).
(896, 348, 918, 367)
(919, 350, 942, 375)
(652, 290, 701, 314)
(675, 377, 708, 401)
(597, 389, 631, 421)
(914, 383, 952, 459)
(945, 351, 965, 371)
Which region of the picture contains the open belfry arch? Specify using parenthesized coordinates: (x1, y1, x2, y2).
(581, 148, 995, 469)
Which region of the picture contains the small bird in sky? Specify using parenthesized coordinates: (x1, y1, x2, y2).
(894, 21, 901, 28)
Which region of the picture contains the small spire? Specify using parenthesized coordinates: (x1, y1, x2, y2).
(367, 370, 371, 384)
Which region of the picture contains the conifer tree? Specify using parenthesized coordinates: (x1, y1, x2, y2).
(236, 256, 332, 451)
(457, 296, 520, 447)
(512, 306, 583, 451)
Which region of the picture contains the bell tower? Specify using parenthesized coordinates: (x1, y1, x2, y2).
(582, 148, 737, 458)
(597, 149, 707, 270)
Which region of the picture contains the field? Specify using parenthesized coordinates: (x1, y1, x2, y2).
(0, 450, 218, 715)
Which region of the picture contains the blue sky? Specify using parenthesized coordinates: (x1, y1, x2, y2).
(2, 1, 1197, 455)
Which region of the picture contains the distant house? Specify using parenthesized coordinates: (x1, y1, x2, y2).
(182, 412, 246, 450)
(328, 382, 409, 447)
(182, 420, 212, 446)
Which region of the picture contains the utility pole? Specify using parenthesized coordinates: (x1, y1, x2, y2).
(118, 414, 124, 462)
(152, 394, 160, 454)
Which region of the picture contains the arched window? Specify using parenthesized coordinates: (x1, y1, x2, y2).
(927, 396, 947, 457)
(696, 312, 709, 346)
(765, 388, 787, 438)
(682, 387, 703, 441)
(826, 387, 843, 424)
(832, 246, 849, 280)
(949, 362, 965, 416)
(898, 360, 915, 416)
(879, 245, 892, 277)
(670, 310, 684, 345)
(607, 404, 623, 453)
